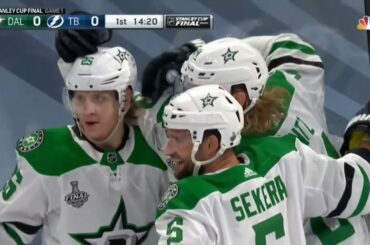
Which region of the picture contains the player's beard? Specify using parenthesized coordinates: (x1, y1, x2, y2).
(172, 158, 194, 180)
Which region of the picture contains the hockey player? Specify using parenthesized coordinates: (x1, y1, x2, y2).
(54, 29, 369, 244)
(156, 84, 370, 244)
(0, 47, 169, 244)
(179, 37, 370, 245)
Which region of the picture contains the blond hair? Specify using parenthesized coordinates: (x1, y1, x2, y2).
(243, 87, 291, 135)
(123, 86, 139, 125)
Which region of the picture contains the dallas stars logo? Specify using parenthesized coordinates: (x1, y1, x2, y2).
(116, 49, 127, 63)
(201, 93, 218, 108)
(0, 17, 5, 24)
(70, 198, 153, 244)
(221, 48, 238, 64)
(17, 130, 44, 153)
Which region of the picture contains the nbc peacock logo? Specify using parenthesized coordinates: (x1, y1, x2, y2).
(357, 16, 370, 30)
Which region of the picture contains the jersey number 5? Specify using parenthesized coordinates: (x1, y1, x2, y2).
(252, 213, 285, 245)
(167, 216, 183, 244)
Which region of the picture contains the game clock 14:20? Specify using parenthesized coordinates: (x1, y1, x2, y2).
(133, 17, 158, 26)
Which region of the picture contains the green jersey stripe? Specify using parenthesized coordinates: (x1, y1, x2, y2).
(321, 132, 340, 159)
(3, 223, 25, 245)
(268, 40, 317, 56)
(350, 164, 370, 217)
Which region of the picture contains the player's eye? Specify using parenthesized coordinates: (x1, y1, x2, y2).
(74, 95, 85, 103)
(92, 93, 108, 103)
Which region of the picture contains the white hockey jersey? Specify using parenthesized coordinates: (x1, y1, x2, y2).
(0, 125, 169, 244)
(156, 135, 370, 244)
(243, 33, 335, 156)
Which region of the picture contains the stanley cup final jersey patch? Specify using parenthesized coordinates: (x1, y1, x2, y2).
(64, 181, 90, 208)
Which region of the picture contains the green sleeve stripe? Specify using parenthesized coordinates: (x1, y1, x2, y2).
(268, 40, 317, 56)
(321, 132, 340, 159)
(3, 223, 26, 245)
(350, 164, 370, 217)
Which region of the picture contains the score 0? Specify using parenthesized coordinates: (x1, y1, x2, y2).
(66, 15, 102, 28)
(33, 16, 41, 26)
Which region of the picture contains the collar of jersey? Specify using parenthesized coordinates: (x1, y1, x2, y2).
(68, 125, 135, 170)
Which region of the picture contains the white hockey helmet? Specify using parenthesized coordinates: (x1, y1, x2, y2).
(61, 46, 137, 117)
(163, 84, 244, 175)
(180, 37, 268, 113)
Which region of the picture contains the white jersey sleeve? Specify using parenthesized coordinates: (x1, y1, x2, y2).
(294, 141, 370, 219)
(243, 33, 327, 131)
(0, 154, 46, 244)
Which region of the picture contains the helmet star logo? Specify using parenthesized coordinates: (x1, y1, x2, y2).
(221, 48, 238, 64)
(201, 93, 218, 108)
(116, 50, 127, 63)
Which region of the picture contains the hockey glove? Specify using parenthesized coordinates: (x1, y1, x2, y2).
(55, 11, 112, 62)
(141, 39, 205, 105)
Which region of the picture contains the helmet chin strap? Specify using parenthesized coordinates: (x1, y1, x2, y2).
(243, 98, 257, 114)
(190, 142, 225, 176)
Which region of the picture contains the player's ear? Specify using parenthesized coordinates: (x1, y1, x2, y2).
(203, 134, 220, 156)
(124, 86, 133, 109)
(231, 87, 248, 109)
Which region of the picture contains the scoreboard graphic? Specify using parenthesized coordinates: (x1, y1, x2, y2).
(0, 8, 212, 29)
